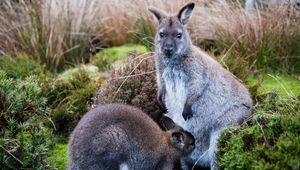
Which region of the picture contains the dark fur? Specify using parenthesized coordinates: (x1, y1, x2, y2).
(68, 104, 195, 170)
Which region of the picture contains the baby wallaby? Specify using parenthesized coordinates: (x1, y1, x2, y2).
(68, 104, 195, 170)
(149, 2, 253, 169)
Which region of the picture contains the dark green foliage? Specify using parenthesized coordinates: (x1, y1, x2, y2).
(95, 53, 163, 122)
(0, 71, 53, 169)
(217, 92, 300, 170)
(0, 55, 46, 79)
(45, 70, 105, 134)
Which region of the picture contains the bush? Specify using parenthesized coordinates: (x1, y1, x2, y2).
(45, 69, 106, 134)
(217, 92, 300, 169)
(0, 71, 53, 169)
(95, 53, 163, 122)
(0, 55, 46, 79)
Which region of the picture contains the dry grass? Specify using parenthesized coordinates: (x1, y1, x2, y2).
(0, 0, 299, 74)
(0, 0, 106, 72)
(192, 0, 300, 74)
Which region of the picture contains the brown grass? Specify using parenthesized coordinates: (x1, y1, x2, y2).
(0, 0, 299, 74)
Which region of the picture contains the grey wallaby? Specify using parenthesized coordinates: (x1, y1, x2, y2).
(149, 2, 253, 169)
(67, 104, 195, 170)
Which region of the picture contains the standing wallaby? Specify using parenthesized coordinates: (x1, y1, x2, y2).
(68, 104, 195, 170)
(149, 3, 253, 169)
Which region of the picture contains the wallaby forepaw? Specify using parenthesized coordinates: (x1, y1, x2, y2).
(182, 106, 193, 121)
(183, 112, 193, 120)
(157, 92, 167, 113)
(182, 101, 193, 120)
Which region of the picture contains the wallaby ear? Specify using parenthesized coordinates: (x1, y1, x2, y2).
(148, 6, 167, 23)
(171, 131, 185, 150)
(160, 116, 176, 130)
(177, 2, 195, 25)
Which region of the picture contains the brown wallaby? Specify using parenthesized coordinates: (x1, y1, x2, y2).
(149, 3, 253, 170)
(67, 104, 195, 170)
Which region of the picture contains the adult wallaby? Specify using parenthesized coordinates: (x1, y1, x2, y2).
(68, 104, 195, 170)
(149, 3, 253, 169)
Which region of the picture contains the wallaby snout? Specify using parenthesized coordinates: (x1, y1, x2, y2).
(164, 45, 174, 56)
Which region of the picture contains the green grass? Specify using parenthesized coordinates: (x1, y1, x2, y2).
(247, 74, 300, 97)
(97, 44, 148, 58)
(92, 44, 148, 71)
(47, 143, 68, 170)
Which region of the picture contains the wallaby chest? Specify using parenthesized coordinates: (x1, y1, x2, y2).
(162, 67, 188, 128)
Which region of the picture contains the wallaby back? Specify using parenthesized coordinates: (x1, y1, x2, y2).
(68, 104, 195, 170)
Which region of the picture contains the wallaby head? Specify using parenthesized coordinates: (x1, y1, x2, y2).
(168, 128, 195, 156)
(149, 3, 195, 58)
(161, 116, 195, 156)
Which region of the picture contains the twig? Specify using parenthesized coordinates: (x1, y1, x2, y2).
(192, 150, 208, 170)
(111, 70, 155, 80)
(0, 145, 24, 165)
(114, 53, 153, 98)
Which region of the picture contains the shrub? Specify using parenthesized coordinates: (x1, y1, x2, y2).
(0, 71, 53, 169)
(45, 69, 106, 134)
(95, 53, 163, 122)
(217, 92, 300, 169)
(0, 55, 46, 79)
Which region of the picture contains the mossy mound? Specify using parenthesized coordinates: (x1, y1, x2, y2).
(218, 92, 300, 170)
(0, 55, 47, 79)
(45, 69, 106, 134)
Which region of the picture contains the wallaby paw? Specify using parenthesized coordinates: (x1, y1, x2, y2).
(157, 92, 167, 113)
(182, 105, 193, 120)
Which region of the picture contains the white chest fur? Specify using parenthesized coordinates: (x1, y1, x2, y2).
(162, 68, 188, 129)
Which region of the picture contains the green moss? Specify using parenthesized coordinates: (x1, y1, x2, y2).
(47, 143, 68, 170)
(45, 69, 106, 134)
(0, 55, 46, 79)
(92, 44, 148, 71)
(247, 74, 300, 97)
(217, 92, 300, 170)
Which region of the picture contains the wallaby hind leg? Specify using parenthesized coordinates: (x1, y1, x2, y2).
(208, 129, 223, 170)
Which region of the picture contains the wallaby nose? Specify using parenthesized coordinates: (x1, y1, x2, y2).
(164, 47, 174, 56)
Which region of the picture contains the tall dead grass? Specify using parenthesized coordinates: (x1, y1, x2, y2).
(0, 0, 299, 74)
(192, 0, 300, 76)
(0, 0, 106, 72)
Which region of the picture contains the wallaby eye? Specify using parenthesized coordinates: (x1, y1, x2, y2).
(159, 32, 165, 38)
(176, 33, 182, 39)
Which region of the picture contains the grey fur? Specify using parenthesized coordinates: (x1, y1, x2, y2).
(68, 104, 195, 170)
(149, 3, 253, 169)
